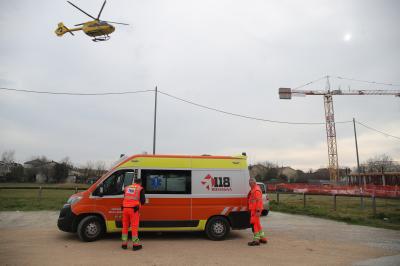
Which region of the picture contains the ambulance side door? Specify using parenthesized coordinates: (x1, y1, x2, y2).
(92, 169, 137, 230)
(140, 169, 191, 225)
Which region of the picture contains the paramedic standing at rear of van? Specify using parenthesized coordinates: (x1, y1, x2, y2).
(121, 178, 145, 251)
(247, 178, 267, 246)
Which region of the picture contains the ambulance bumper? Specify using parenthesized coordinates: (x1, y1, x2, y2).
(57, 204, 77, 232)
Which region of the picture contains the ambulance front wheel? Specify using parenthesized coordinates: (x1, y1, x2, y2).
(77, 215, 104, 242)
(205, 216, 230, 241)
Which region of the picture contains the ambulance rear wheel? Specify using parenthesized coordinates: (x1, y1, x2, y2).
(206, 216, 230, 241)
(77, 216, 104, 242)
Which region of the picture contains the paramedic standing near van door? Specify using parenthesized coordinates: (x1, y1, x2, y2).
(121, 178, 146, 251)
(247, 178, 267, 246)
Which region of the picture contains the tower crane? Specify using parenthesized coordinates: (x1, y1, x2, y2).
(279, 76, 400, 183)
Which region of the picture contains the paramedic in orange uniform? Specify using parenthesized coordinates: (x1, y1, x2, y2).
(247, 178, 267, 246)
(121, 178, 146, 251)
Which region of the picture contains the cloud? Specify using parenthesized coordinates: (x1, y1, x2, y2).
(0, 0, 399, 169)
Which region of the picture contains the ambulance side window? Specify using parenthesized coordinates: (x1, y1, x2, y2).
(141, 169, 191, 194)
(123, 172, 134, 188)
(97, 170, 136, 196)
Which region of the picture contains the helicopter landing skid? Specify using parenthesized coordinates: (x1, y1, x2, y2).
(92, 35, 110, 42)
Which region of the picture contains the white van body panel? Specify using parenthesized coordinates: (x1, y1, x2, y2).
(192, 169, 249, 196)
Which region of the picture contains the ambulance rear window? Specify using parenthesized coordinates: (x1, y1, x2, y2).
(141, 169, 191, 194)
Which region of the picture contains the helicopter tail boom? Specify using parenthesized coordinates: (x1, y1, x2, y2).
(55, 22, 80, 36)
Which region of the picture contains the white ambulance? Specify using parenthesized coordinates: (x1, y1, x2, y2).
(58, 154, 269, 241)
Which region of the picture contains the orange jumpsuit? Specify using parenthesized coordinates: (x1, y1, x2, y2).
(248, 184, 266, 242)
(121, 183, 143, 247)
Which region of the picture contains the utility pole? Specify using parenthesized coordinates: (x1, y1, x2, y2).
(153, 86, 158, 155)
(353, 118, 361, 180)
(352, 118, 360, 172)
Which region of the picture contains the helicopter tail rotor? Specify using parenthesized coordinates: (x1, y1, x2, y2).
(55, 22, 75, 36)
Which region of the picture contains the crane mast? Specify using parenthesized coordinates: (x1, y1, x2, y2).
(324, 93, 339, 182)
(279, 76, 400, 183)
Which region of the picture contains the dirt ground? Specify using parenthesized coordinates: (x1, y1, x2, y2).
(0, 211, 399, 266)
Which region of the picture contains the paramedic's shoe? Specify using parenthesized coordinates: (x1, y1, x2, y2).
(121, 244, 127, 250)
(248, 241, 260, 246)
(132, 244, 142, 251)
(260, 238, 268, 244)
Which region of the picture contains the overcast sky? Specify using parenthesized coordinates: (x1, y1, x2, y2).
(0, 0, 399, 170)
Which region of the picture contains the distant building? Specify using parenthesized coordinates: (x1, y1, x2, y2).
(0, 161, 11, 177)
(278, 167, 298, 182)
(249, 164, 268, 180)
(0, 161, 11, 181)
(23, 159, 58, 183)
(0, 161, 24, 182)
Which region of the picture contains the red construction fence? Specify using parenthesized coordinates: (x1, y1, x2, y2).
(267, 183, 400, 198)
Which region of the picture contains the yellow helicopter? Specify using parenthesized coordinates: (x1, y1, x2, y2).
(55, 0, 129, 42)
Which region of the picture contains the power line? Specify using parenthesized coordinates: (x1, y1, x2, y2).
(292, 75, 400, 90)
(5, 87, 397, 127)
(356, 121, 400, 141)
(0, 87, 155, 96)
(158, 90, 352, 125)
(334, 76, 400, 87)
(0, 86, 354, 125)
(294, 76, 328, 89)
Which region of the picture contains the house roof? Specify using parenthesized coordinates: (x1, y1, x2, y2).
(24, 159, 56, 167)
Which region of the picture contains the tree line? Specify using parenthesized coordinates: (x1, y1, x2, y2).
(250, 154, 400, 183)
(0, 150, 107, 183)
(1, 150, 398, 184)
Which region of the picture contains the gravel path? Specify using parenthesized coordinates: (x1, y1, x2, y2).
(0, 211, 399, 265)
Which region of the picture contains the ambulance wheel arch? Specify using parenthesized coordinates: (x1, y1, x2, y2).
(77, 214, 106, 242)
(205, 216, 231, 241)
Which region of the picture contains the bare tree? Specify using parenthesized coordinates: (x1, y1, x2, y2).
(363, 154, 399, 172)
(35, 156, 53, 183)
(249, 161, 281, 182)
(262, 161, 278, 169)
(81, 161, 95, 182)
(95, 161, 107, 177)
(60, 156, 73, 169)
(1, 150, 15, 163)
(53, 157, 74, 183)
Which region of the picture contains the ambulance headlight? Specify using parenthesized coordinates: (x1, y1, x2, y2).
(66, 196, 82, 206)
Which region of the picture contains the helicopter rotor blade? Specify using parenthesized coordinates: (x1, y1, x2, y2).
(104, 20, 129, 26)
(67, 1, 97, 20)
(97, 0, 106, 20)
(74, 23, 85, 26)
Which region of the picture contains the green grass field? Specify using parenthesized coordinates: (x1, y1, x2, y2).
(0, 188, 78, 211)
(0, 183, 90, 188)
(0, 189, 75, 211)
(0, 183, 86, 211)
(270, 193, 400, 230)
(1, 183, 399, 230)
